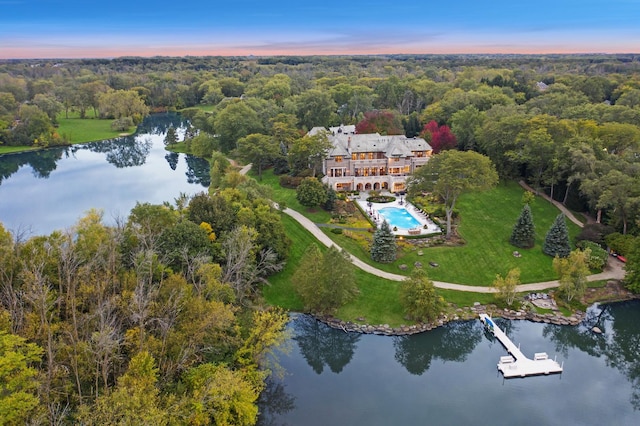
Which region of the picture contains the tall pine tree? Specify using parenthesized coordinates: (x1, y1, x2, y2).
(510, 204, 535, 248)
(370, 220, 397, 263)
(543, 214, 571, 258)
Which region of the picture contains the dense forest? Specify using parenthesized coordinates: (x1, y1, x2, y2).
(2, 54, 639, 233)
(1, 54, 640, 424)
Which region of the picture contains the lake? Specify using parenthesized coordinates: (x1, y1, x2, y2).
(1, 114, 638, 426)
(0, 113, 209, 235)
(259, 301, 640, 426)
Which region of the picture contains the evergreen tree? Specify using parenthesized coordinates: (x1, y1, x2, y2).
(323, 185, 337, 211)
(510, 204, 535, 248)
(543, 214, 571, 258)
(370, 220, 397, 263)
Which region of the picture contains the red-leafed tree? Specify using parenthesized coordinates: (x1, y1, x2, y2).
(355, 110, 403, 135)
(420, 120, 457, 153)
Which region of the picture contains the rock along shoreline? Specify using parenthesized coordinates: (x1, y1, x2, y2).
(315, 304, 588, 336)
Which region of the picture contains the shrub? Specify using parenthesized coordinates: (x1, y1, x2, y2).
(111, 116, 134, 131)
(279, 175, 304, 189)
(576, 223, 615, 246)
(576, 240, 608, 271)
(366, 195, 395, 203)
(331, 227, 344, 234)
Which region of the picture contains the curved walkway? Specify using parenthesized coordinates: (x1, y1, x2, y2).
(243, 164, 626, 293)
(518, 180, 589, 227)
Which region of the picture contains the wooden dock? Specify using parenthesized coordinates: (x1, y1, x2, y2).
(479, 313, 563, 378)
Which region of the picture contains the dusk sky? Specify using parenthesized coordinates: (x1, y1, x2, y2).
(1, 0, 639, 59)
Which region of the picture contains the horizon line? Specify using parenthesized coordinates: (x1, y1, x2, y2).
(2, 51, 640, 61)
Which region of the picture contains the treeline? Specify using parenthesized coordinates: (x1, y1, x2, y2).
(3, 53, 637, 231)
(1, 58, 639, 245)
(1, 55, 638, 233)
(0, 175, 291, 424)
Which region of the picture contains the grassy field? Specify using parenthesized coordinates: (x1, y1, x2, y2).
(0, 146, 38, 155)
(57, 112, 132, 143)
(264, 212, 414, 326)
(260, 175, 580, 286)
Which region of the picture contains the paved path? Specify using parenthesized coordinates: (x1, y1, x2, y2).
(518, 180, 590, 227)
(244, 164, 626, 293)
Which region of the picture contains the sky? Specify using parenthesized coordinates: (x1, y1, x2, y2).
(1, 0, 639, 59)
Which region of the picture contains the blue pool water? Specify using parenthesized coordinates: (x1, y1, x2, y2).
(378, 207, 421, 229)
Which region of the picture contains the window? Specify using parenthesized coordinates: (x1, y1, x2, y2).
(335, 156, 342, 163)
(359, 153, 366, 160)
(352, 153, 357, 160)
(368, 152, 374, 160)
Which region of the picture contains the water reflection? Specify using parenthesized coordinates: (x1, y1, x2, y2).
(185, 155, 211, 186)
(81, 136, 153, 168)
(394, 320, 482, 374)
(0, 113, 209, 235)
(257, 378, 296, 426)
(262, 303, 640, 425)
(544, 302, 640, 409)
(0, 147, 68, 184)
(293, 315, 360, 374)
(165, 152, 179, 170)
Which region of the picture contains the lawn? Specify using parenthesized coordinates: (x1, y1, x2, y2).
(263, 210, 502, 326)
(260, 174, 581, 286)
(327, 181, 581, 285)
(256, 169, 589, 324)
(264, 212, 412, 326)
(0, 145, 38, 155)
(57, 113, 132, 143)
(253, 169, 332, 224)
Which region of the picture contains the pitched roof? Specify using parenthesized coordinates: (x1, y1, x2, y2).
(327, 132, 431, 158)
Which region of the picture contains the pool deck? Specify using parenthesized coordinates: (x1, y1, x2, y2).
(356, 197, 441, 236)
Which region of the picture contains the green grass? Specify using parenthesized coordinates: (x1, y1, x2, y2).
(183, 104, 218, 112)
(323, 181, 581, 286)
(57, 112, 132, 143)
(166, 142, 189, 154)
(0, 145, 38, 154)
(263, 213, 315, 310)
(254, 169, 331, 224)
(259, 171, 584, 321)
(264, 212, 412, 326)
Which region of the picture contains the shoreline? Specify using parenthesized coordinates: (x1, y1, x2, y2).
(314, 293, 639, 336)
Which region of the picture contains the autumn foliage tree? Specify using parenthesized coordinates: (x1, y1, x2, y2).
(420, 120, 457, 153)
(355, 110, 403, 135)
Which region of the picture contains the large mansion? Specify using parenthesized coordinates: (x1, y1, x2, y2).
(311, 125, 433, 193)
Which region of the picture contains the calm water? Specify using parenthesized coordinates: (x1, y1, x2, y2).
(0, 114, 209, 235)
(259, 301, 640, 426)
(2, 115, 639, 426)
(378, 206, 421, 229)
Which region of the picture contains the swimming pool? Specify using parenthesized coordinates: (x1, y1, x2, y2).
(378, 207, 421, 230)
